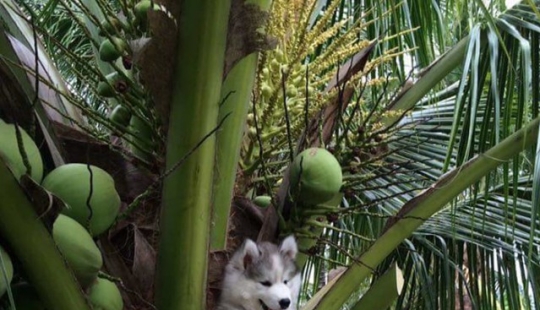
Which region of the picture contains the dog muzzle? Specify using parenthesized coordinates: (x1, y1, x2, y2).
(259, 298, 291, 310)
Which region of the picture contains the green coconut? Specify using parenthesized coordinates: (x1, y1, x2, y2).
(97, 73, 115, 98)
(253, 196, 272, 208)
(5, 284, 46, 310)
(88, 278, 123, 310)
(127, 116, 154, 162)
(98, 18, 123, 37)
(289, 148, 342, 205)
(97, 72, 125, 98)
(0, 120, 43, 182)
(133, 0, 164, 30)
(0, 245, 13, 298)
(134, 0, 152, 20)
(109, 105, 132, 130)
(53, 214, 103, 288)
(42, 164, 121, 236)
(134, 0, 161, 21)
(99, 37, 128, 62)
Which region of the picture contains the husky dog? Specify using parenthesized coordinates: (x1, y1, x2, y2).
(217, 235, 301, 310)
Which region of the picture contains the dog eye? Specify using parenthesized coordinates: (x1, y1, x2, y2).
(284, 280, 288, 284)
(260, 281, 272, 287)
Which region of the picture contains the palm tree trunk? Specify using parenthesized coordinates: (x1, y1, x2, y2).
(155, 1, 231, 309)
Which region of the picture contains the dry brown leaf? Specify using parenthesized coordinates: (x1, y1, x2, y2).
(132, 225, 157, 301)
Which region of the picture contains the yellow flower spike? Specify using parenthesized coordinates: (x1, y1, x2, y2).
(286, 86, 298, 98)
(270, 58, 281, 71)
(261, 83, 273, 98)
(247, 127, 258, 138)
(261, 67, 271, 78)
(295, 0, 343, 53)
(280, 64, 290, 75)
(303, 19, 350, 57)
(292, 76, 304, 87)
(242, 0, 415, 175)
(246, 113, 255, 126)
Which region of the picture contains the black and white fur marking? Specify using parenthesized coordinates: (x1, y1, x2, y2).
(217, 235, 301, 310)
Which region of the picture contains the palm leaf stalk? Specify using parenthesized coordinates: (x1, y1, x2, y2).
(350, 263, 403, 310)
(303, 113, 540, 309)
(0, 161, 90, 310)
(382, 36, 469, 127)
(211, 0, 273, 250)
(154, 0, 231, 309)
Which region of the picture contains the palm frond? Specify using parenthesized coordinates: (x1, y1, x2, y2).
(300, 1, 540, 309)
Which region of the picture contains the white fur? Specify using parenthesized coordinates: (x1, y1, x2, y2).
(217, 235, 301, 310)
(280, 236, 298, 260)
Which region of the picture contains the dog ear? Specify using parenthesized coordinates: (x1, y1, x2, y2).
(279, 235, 298, 260)
(230, 239, 260, 270)
(242, 239, 260, 268)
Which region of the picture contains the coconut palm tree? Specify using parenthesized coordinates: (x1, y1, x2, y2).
(0, 0, 539, 310)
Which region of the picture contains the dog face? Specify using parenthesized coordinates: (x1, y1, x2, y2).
(245, 236, 300, 310)
(221, 235, 301, 310)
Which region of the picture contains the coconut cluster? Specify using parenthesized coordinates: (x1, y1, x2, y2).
(0, 121, 123, 309)
(95, 0, 165, 163)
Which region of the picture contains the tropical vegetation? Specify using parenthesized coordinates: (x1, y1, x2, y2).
(0, 0, 538, 309)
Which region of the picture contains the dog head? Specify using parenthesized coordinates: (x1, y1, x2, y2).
(227, 235, 300, 310)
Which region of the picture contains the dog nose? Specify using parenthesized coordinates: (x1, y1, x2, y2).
(279, 298, 291, 309)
